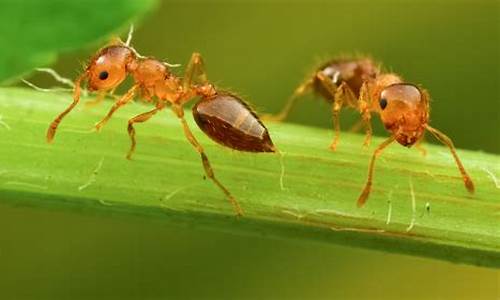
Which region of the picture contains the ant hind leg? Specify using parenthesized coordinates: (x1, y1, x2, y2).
(262, 78, 312, 122)
(183, 52, 209, 90)
(171, 104, 243, 216)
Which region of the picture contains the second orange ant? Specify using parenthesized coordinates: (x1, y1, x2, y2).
(46, 34, 276, 216)
(266, 56, 475, 206)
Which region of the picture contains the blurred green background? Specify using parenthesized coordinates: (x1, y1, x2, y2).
(3, 0, 499, 299)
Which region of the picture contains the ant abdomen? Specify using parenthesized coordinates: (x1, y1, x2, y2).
(313, 58, 380, 100)
(193, 93, 276, 153)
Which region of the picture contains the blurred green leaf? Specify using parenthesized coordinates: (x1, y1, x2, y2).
(0, 0, 158, 84)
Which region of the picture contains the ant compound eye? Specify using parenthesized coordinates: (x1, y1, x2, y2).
(379, 98, 388, 110)
(99, 71, 109, 80)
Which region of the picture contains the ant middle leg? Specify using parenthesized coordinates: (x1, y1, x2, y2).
(126, 102, 166, 160)
(315, 72, 355, 151)
(171, 104, 243, 216)
(359, 82, 373, 147)
(95, 85, 138, 132)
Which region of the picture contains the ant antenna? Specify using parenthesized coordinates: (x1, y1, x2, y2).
(123, 24, 146, 59)
(22, 79, 68, 92)
(35, 68, 75, 88)
(123, 23, 181, 68)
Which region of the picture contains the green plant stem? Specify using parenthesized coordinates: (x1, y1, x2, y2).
(0, 87, 499, 267)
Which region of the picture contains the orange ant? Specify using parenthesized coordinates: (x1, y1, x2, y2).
(46, 36, 276, 216)
(266, 56, 474, 206)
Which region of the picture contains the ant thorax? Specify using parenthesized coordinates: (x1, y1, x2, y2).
(128, 58, 172, 101)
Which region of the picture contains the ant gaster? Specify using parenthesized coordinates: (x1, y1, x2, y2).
(266, 57, 474, 206)
(47, 40, 276, 216)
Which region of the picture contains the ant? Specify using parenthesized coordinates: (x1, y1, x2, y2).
(46, 34, 276, 216)
(266, 56, 474, 206)
(264, 57, 381, 150)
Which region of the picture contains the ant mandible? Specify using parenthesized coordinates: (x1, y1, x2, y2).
(46, 36, 276, 217)
(266, 56, 474, 206)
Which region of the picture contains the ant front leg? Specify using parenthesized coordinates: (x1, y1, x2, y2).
(84, 91, 108, 109)
(357, 136, 395, 207)
(46, 73, 86, 143)
(183, 52, 209, 90)
(359, 82, 373, 148)
(425, 125, 474, 193)
(171, 104, 243, 217)
(95, 85, 138, 132)
(126, 101, 166, 160)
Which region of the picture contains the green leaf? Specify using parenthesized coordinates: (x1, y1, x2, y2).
(0, 87, 499, 268)
(0, 0, 158, 84)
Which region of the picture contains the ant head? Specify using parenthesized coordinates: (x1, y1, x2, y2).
(378, 83, 429, 146)
(86, 45, 136, 91)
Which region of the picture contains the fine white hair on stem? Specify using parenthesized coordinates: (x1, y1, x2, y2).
(406, 176, 416, 232)
(481, 167, 500, 189)
(0, 115, 11, 130)
(386, 190, 393, 225)
(278, 150, 287, 191)
(78, 157, 105, 191)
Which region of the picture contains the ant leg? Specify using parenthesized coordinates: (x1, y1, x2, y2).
(357, 136, 395, 207)
(415, 137, 427, 156)
(95, 85, 138, 132)
(359, 83, 373, 147)
(171, 104, 243, 216)
(349, 119, 364, 133)
(183, 52, 209, 90)
(84, 91, 107, 108)
(330, 82, 356, 151)
(126, 102, 166, 160)
(46, 73, 86, 143)
(315, 73, 355, 151)
(425, 125, 474, 193)
(262, 79, 312, 122)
